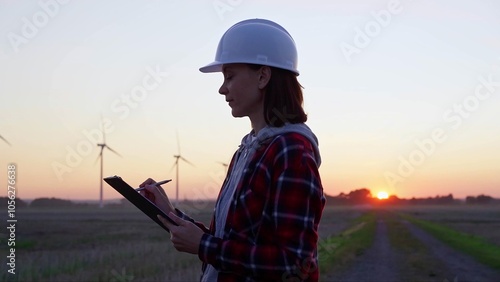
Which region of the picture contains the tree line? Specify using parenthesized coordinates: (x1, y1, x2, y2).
(326, 188, 500, 206)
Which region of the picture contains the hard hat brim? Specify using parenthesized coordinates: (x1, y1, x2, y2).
(199, 61, 300, 76)
(199, 61, 223, 73)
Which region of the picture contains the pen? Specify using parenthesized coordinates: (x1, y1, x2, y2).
(135, 179, 172, 191)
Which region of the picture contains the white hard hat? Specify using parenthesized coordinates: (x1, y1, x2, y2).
(199, 19, 299, 75)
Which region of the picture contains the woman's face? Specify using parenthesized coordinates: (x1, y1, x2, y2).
(219, 64, 265, 119)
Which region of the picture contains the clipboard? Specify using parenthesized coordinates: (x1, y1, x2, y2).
(103, 175, 177, 232)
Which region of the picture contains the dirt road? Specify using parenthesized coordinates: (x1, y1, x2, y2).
(322, 210, 500, 282)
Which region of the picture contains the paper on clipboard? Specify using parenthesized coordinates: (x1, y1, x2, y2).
(103, 175, 177, 232)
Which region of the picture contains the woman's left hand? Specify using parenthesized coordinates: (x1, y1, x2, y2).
(158, 212, 205, 255)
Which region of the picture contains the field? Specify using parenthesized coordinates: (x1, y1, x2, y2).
(390, 205, 500, 246)
(1, 203, 499, 281)
(0, 203, 214, 282)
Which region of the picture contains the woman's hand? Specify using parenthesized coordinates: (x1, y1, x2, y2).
(158, 212, 204, 255)
(138, 178, 175, 215)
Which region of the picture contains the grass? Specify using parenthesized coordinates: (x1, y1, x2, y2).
(318, 211, 376, 277)
(400, 213, 500, 270)
(393, 204, 500, 246)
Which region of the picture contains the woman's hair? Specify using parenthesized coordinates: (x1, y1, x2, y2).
(248, 64, 307, 127)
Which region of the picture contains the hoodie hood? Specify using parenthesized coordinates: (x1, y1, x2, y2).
(240, 123, 321, 167)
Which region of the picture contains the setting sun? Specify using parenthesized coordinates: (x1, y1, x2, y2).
(377, 191, 389, 200)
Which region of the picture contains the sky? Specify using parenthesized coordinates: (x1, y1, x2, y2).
(1, 0, 499, 202)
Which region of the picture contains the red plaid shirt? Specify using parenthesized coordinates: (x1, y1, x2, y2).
(180, 132, 325, 281)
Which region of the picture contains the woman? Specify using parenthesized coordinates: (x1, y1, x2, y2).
(140, 19, 325, 281)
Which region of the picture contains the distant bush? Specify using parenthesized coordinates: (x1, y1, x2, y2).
(30, 197, 74, 208)
(466, 194, 494, 204)
(326, 188, 373, 205)
(407, 194, 456, 205)
(0, 197, 28, 208)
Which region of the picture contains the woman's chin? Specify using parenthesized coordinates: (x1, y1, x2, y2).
(231, 109, 244, 118)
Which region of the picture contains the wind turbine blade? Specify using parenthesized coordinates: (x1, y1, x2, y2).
(94, 150, 103, 165)
(0, 135, 11, 146)
(105, 145, 122, 157)
(169, 160, 177, 172)
(180, 156, 195, 167)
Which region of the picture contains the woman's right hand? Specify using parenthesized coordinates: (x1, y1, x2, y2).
(138, 178, 175, 215)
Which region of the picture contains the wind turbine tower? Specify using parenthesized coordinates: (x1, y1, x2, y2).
(171, 132, 194, 203)
(96, 120, 121, 208)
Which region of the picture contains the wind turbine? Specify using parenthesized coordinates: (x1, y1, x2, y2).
(0, 134, 11, 146)
(171, 132, 194, 203)
(96, 119, 121, 208)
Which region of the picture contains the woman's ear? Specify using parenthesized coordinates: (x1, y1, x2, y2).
(257, 66, 271, 90)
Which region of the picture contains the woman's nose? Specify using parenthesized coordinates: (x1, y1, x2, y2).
(219, 83, 228, 95)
